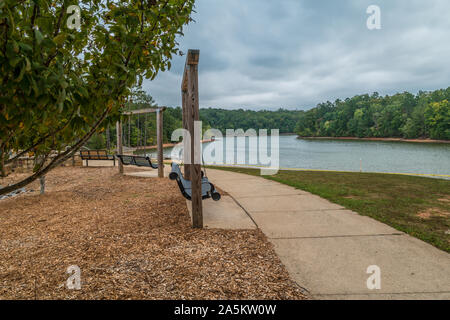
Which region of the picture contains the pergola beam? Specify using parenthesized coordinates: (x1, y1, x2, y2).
(122, 107, 166, 116)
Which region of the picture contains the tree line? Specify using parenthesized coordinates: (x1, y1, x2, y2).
(296, 87, 450, 140)
(88, 90, 302, 149)
(88, 86, 450, 150)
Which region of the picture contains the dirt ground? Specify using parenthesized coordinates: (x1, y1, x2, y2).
(0, 166, 307, 300)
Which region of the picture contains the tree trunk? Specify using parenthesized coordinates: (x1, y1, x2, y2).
(40, 175, 46, 195)
(0, 146, 6, 178)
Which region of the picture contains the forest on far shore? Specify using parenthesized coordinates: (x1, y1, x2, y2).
(87, 87, 450, 149)
(296, 87, 450, 140)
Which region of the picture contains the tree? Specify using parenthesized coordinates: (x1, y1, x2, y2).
(425, 100, 450, 140)
(0, 0, 195, 195)
(86, 132, 106, 150)
(295, 88, 449, 140)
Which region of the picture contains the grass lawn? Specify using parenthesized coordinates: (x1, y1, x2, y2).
(211, 167, 450, 253)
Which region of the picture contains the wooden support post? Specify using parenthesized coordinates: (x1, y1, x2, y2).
(0, 146, 5, 177)
(157, 109, 164, 178)
(106, 126, 111, 151)
(181, 90, 191, 180)
(116, 121, 123, 174)
(186, 50, 202, 228)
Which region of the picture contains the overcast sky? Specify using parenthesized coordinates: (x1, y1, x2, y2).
(144, 0, 450, 110)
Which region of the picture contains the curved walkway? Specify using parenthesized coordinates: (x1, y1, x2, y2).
(206, 169, 450, 300)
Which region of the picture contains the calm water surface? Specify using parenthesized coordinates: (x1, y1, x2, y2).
(150, 135, 450, 176)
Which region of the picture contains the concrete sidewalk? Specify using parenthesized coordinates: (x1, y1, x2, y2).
(206, 169, 450, 300)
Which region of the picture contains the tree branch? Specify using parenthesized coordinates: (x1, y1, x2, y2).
(54, 4, 66, 37)
(0, 107, 111, 196)
(5, 110, 76, 165)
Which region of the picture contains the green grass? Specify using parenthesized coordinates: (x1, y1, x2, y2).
(211, 167, 450, 252)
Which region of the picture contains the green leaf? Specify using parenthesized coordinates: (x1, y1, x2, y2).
(114, 63, 128, 73)
(34, 29, 44, 45)
(12, 41, 19, 53)
(19, 43, 32, 52)
(25, 58, 31, 72)
(9, 57, 22, 67)
(53, 34, 66, 46)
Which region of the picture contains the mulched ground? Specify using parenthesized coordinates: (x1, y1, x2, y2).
(0, 167, 307, 300)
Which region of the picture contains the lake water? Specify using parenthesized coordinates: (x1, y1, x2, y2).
(149, 135, 450, 177)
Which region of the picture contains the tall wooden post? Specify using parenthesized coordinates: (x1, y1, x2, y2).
(186, 50, 202, 228)
(116, 121, 123, 174)
(0, 146, 5, 177)
(157, 109, 164, 178)
(182, 90, 190, 180)
(106, 126, 111, 150)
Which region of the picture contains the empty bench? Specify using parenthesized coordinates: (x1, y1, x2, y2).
(116, 155, 158, 169)
(169, 162, 221, 201)
(80, 150, 115, 167)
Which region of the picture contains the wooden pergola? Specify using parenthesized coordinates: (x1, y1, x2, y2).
(182, 49, 203, 228)
(116, 107, 165, 178)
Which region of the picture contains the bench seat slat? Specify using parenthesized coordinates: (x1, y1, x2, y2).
(116, 155, 158, 169)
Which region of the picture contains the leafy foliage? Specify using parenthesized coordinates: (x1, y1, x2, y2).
(296, 88, 450, 140)
(200, 108, 301, 134)
(0, 0, 194, 193)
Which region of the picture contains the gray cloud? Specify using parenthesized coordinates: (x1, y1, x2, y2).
(144, 0, 450, 110)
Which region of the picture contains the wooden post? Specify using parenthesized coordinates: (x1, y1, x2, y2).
(106, 126, 111, 151)
(0, 146, 6, 177)
(128, 116, 131, 147)
(157, 109, 164, 178)
(186, 50, 202, 228)
(116, 121, 123, 174)
(182, 90, 190, 180)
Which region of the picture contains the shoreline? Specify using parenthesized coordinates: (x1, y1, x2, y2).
(133, 139, 215, 151)
(298, 136, 450, 144)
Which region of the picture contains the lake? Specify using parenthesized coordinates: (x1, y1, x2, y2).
(149, 135, 450, 177)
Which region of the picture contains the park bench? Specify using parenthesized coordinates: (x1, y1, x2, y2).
(116, 155, 158, 169)
(80, 150, 116, 167)
(169, 162, 221, 201)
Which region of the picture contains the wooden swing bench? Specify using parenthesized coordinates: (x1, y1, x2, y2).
(169, 163, 221, 201)
(80, 150, 116, 166)
(116, 155, 158, 169)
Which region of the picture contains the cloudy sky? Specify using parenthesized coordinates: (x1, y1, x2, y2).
(144, 0, 450, 110)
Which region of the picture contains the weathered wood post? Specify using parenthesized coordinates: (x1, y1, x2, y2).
(186, 50, 202, 228)
(157, 108, 164, 178)
(116, 120, 124, 174)
(0, 146, 6, 177)
(182, 89, 190, 180)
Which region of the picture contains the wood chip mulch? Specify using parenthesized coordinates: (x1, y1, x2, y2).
(0, 167, 308, 300)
